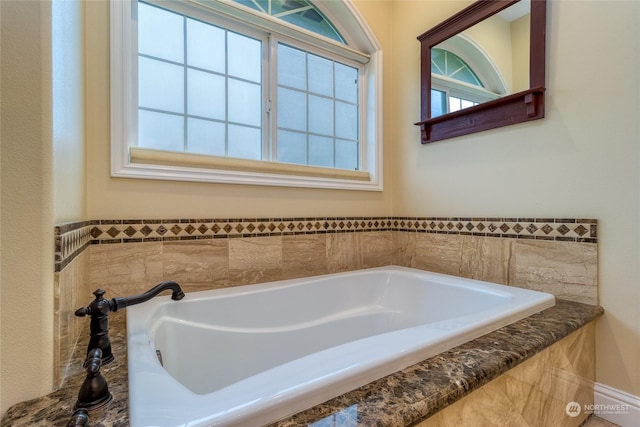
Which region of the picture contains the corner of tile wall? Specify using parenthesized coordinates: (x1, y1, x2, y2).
(390, 218, 598, 305)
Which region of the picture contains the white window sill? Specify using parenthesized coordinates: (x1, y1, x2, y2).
(112, 147, 381, 191)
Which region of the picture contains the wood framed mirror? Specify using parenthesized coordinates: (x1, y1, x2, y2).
(415, 0, 546, 143)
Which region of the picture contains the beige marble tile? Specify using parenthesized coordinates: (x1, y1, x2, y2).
(228, 236, 283, 285)
(360, 231, 393, 268)
(326, 232, 362, 273)
(54, 249, 89, 386)
(582, 416, 622, 427)
(416, 324, 595, 427)
(412, 233, 463, 276)
(508, 240, 597, 304)
(89, 242, 164, 297)
(282, 234, 328, 279)
(396, 233, 597, 304)
(392, 230, 416, 267)
(162, 239, 229, 291)
(459, 235, 512, 284)
(53, 272, 63, 387)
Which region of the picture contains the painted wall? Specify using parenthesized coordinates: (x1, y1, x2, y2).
(1, 0, 86, 414)
(84, 0, 394, 220)
(0, 0, 55, 413)
(391, 0, 640, 397)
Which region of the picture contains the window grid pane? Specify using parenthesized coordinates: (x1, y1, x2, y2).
(276, 43, 359, 170)
(137, 1, 363, 171)
(138, 2, 263, 160)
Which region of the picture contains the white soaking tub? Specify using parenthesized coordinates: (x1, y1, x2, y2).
(126, 266, 555, 427)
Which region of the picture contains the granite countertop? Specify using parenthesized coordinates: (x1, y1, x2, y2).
(2, 300, 603, 427)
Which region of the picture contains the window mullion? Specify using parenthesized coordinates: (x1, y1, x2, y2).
(305, 51, 309, 166)
(266, 34, 277, 162)
(183, 16, 188, 152)
(332, 62, 337, 168)
(224, 29, 229, 157)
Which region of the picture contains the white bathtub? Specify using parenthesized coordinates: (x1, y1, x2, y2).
(126, 266, 555, 427)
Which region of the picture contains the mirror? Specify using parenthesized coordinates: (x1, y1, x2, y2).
(415, 0, 546, 143)
(431, 2, 531, 116)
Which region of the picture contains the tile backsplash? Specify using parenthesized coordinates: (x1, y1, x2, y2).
(56, 217, 596, 272)
(54, 216, 597, 385)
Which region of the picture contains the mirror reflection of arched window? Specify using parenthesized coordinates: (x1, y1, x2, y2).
(431, 35, 508, 117)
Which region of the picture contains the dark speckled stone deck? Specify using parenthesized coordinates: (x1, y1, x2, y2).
(1, 300, 603, 427)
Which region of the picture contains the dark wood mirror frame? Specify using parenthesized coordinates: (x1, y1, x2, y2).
(415, 0, 546, 144)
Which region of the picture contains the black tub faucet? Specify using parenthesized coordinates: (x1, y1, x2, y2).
(75, 281, 185, 364)
(110, 281, 185, 311)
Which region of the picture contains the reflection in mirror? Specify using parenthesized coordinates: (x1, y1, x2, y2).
(415, 0, 546, 144)
(431, 1, 530, 117)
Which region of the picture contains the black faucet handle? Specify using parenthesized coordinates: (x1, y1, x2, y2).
(74, 307, 90, 317)
(75, 348, 113, 411)
(75, 289, 116, 364)
(75, 289, 114, 317)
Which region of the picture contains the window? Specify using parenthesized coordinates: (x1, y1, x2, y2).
(431, 48, 497, 117)
(276, 43, 359, 169)
(111, 0, 382, 190)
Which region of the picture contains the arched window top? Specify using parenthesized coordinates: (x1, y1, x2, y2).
(233, 0, 345, 43)
(435, 34, 509, 95)
(431, 48, 483, 87)
(429, 39, 508, 118)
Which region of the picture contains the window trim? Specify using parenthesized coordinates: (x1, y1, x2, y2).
(111, 0, 383, 191)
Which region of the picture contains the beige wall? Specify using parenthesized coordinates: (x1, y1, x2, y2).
(0, 0, 55, 413)
(391, 0, 640, 397)
(84, 0, 394, 220)
(1, 0, 86, 414)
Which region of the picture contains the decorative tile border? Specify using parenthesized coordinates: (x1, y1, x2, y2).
(88, 217, 393, 242)
(392, 217, 597, 242)
(55, 220, 98, 272)
(55, 217, 597, 272)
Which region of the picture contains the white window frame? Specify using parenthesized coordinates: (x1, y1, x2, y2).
(111, 0, 383, 191)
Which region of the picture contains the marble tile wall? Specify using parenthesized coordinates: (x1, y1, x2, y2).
(54, 217, 598, 386)
(416, 322, 596, 427)
(87, 231, 393, 297)
(53, 248, 89, 387)
(393, 233, 598, 305)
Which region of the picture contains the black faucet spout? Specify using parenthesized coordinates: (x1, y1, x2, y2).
(110, 281, 185, 311)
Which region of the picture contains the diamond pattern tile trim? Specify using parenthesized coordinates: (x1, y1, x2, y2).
(55, 217, 597, 272)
